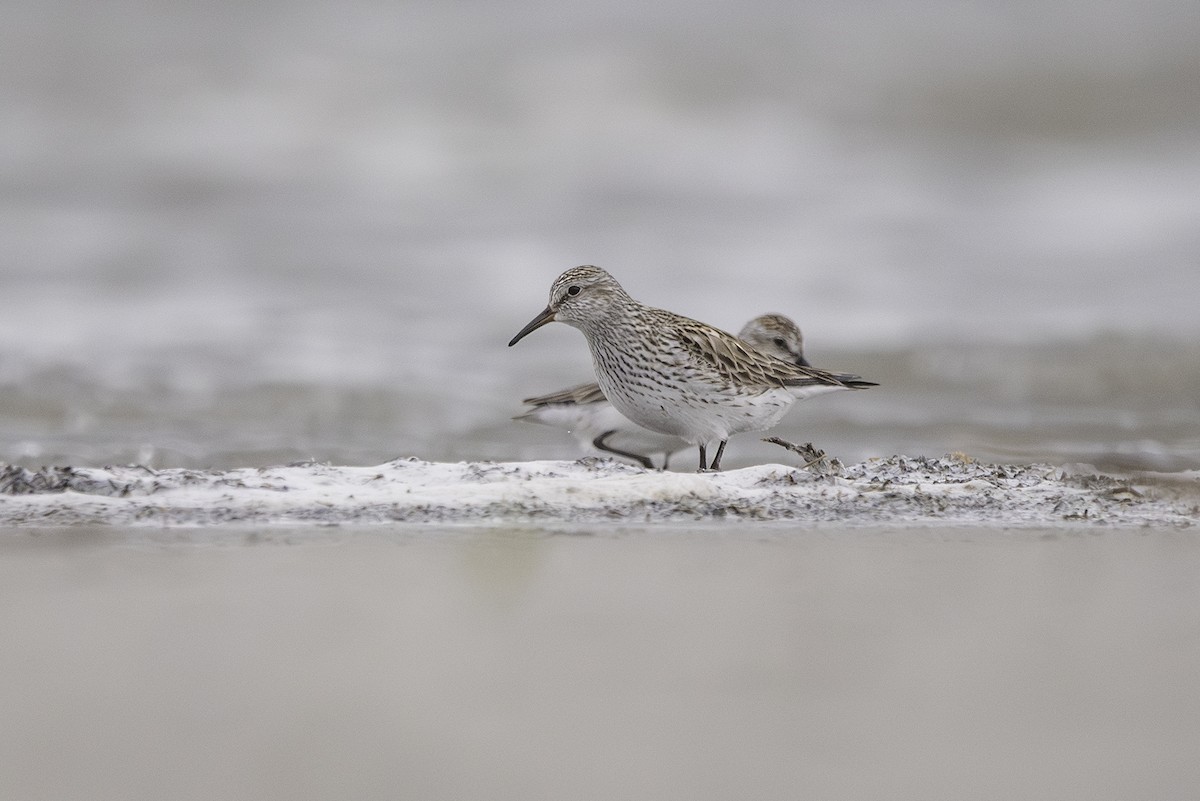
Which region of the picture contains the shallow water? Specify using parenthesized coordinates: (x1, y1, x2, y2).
(1, 524, 1197, 801)
(2, 0, 1199, 473)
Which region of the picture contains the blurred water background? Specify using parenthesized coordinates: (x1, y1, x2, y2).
(3, 0, 1199, 472)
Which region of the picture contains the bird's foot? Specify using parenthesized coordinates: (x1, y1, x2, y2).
(762, 437, 844, 477)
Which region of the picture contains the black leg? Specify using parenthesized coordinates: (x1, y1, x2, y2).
(593, 432, 654, 470)
(709, 440, 728, 471)
(698, 444, 708, 471)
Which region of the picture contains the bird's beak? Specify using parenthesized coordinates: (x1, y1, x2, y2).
(794, 355, 811, 368)
(508, 306, 556, 346)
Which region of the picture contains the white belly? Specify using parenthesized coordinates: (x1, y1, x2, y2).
(598, 370, 797, 445)
(518, 398, 687, 458)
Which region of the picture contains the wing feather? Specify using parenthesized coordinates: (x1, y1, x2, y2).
(676, 324, 872, 390)
(521, 382, 607, 407)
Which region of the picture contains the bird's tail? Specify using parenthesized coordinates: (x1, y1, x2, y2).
(831, 373, 877, 390)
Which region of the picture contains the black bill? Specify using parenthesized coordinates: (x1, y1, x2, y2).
(508, 306, 556, 346)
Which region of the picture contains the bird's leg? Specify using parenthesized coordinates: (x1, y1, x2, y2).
(697, 444, 709, 471)
(709, 440, 728, 471)
(593, 432, 655, 470)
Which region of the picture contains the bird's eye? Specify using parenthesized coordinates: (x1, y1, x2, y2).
(773, 337, 787, 348)
(566, 285, 581, 296)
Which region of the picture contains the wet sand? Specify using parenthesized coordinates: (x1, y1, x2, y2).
(1, 524, 1197, 801)
(4, 456, 1197, 526)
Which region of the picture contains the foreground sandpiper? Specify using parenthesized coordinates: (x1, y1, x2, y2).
(508, 266, 876, 471)
(514, 314, 811, 469)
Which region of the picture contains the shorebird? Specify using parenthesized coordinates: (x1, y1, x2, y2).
(514, 314, 811, 469)
(508, 266, 876, 471)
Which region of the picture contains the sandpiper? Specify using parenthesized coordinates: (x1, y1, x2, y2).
(514, 314, 811, 469)
(508, 266, 876, 471)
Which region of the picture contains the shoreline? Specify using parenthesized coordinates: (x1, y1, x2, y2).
(2, 455, 1197, 529)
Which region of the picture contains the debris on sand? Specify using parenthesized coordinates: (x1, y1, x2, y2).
(2, 455, 1197, 528)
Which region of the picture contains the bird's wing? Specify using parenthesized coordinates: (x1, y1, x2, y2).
(676, 324, 869, 390)
(521, 381, 607, 407)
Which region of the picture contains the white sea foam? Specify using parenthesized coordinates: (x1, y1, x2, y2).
(2, 456, 1196, 528)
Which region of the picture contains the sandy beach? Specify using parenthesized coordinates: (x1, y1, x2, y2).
(3, 455, 1197, 527)
(2, 521, 1197, 801)
(2, 455, 1198, 799)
